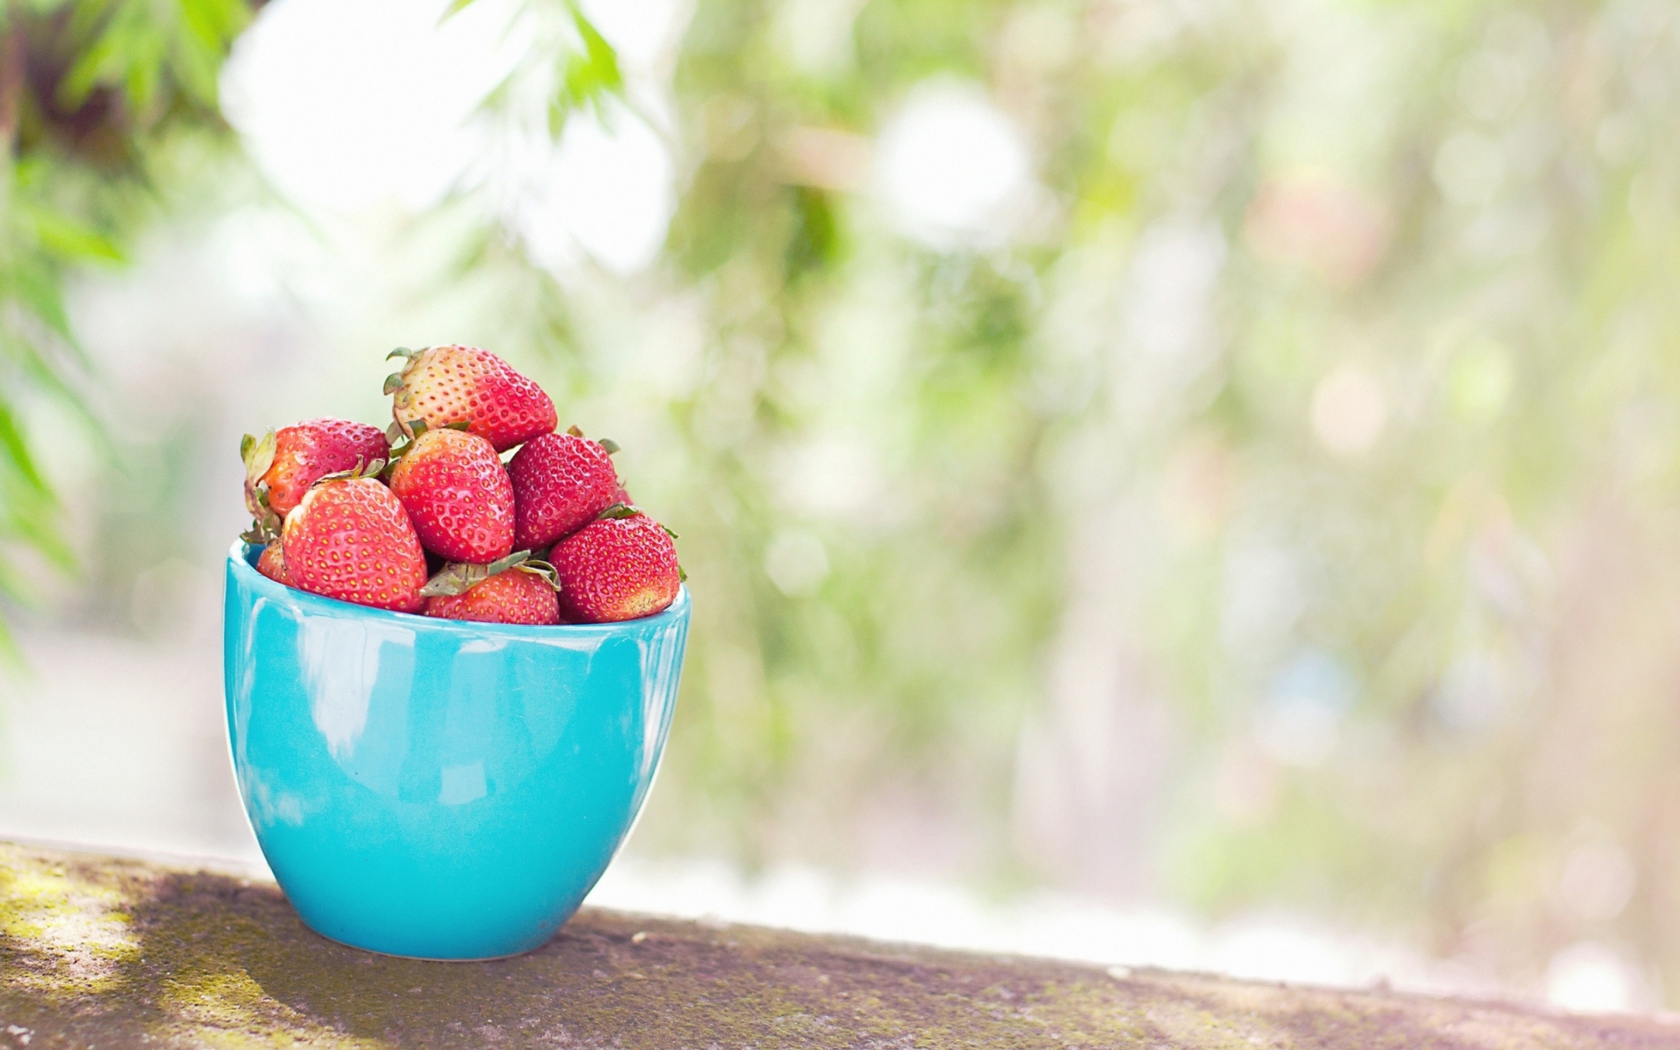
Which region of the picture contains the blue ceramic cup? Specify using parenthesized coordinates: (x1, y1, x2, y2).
(222, 541, 689, 959)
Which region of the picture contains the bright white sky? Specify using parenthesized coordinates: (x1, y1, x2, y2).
(220, 0, 689, 274)
(221, 0, 1037, 270)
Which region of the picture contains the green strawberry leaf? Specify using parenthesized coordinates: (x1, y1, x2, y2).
(513, 558, 562, 592)
(597, 503, 640, 520)
(315, 456, 387, 486)
(385, 419, 451, 466)
(240, 508, 281, 546)
(240, 429, 276, 482)
(421, 550, 533, 597)
(598, 438, 621, 454)
(488, 549, 532, 574)
(421, 563, 487, 597)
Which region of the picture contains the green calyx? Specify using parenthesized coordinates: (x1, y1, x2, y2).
(383, 418, 428, 465)
(595, 503, 677, 540)
(240, 430, 277, 481)
(240, 430, 278, 522)
(421, 549, 561, 597)
(517, 559, 562, 591)
(240, 509, 281, 546)
(384, 346, 428, 404)
(314, 456, 387, 487)
(566, 424, 620, 455)
(384, 419, 473, 472)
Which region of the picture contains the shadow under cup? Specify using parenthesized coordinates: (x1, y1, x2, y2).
(222, 542, 689, 960)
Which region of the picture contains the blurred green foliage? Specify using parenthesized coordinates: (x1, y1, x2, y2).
(543, 0, 1680, 999)
(0, 0, 251, 634)
(17, 0, 1680, 1005)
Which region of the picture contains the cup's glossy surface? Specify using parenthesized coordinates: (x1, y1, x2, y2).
(222, 542, 688, 959)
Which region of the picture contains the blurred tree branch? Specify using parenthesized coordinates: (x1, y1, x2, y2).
(1, 21, 22, 150)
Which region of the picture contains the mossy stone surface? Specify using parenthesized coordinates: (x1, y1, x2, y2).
(1, 842, 1676, 1048)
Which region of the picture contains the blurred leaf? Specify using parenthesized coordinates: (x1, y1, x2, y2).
(10, 261, 75, 341)
(26, 205, 126, 263)
(558, 0, 621, 114)
(61, 0, 249, 114)
(0, 401, 48, 497)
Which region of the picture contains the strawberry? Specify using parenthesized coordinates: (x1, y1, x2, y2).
(421, 552, 560, 625)
(507, 428, 622, 551)
(242, 419, 388, 521)
(387, 426, 514, 563)
(385, 345, 557, 452)
(549, 507, 681, 623)
(256, 541, 293, 586)
(281, 473, 428, 613)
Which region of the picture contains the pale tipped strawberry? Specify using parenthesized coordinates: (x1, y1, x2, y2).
(281, 471, 427, 613)
(508, 427, 622, 551)
(385, 345, 556, 452)
(387, 426, 514, 563)
(420, 551, 560, 625)
(242, 419, 389, 524)
(550, 506, 681, 623)
(256, 541, 293, 587)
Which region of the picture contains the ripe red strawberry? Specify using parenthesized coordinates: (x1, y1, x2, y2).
(423, 565, 560, 625)
(385, 345, 556, 452)
(387, 426, 514, 563)
(282, 476, 428, 613)
(243, 419, 388, 520)
(550, 508, 681, 623)
(508, 429, 621, 551)
(256, 541, 293, 586)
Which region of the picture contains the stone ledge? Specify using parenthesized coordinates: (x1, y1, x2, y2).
(0, 841, 1674, 1048)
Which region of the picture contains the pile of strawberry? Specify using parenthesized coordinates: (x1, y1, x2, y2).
(239, 345, 682, 625)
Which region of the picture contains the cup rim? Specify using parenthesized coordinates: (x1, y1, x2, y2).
(227, 539, 690, 637)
